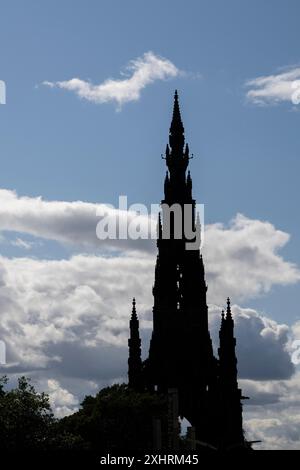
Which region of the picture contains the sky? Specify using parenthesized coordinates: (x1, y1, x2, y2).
(0, 0, 300, 449)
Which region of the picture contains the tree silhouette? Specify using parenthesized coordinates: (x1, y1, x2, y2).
(0, 376, 54, 451)
(60, 383, 167, 454)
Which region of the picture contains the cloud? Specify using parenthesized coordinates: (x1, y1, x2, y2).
(0, 189, 299, 440)
(291, 320, 300, 339)
(0, 190, 299, 304)
(46, 378, 79, 418)
(0, 248, 297, 441)
(204, 213, 300, 303)
(209, 304, 294, 380)
(0, 189, 156, 252)
(245, 66, 300, 105)
(243, 373, 300, 449)
(0, 253, 154, 374)
(43, 52, 181, 108)
(0, 252, 295, 409)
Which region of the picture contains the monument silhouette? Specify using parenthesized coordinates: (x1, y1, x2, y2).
(128, 91, 248, 451)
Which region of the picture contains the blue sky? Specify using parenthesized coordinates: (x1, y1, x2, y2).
(1, 0, 300, 322)
(0, 1, 300, 448)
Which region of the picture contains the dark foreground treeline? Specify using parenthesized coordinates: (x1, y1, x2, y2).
(0, 375, 168, 454)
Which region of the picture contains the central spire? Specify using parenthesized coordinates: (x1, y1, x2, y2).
(165, 91, 189, 191)
(170, 90, 184, 138)
(168, 90, 185, 157)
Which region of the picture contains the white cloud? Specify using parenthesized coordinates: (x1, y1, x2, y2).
(0, 188, 155, 252)
(243, 373, 300, 449)
(0, 248, 295, 384)
(0, 253, 153, 373)
(0, 190, 299, 304)
(0, 248, 297, 446)
(47, 378, 79, 418)
(209, 304, 294, 380)
(245, 66, 300, 105)
(204, 213, 300, 303)
(292, 320, 300, 339)
(43, 52, 181, 108)
(0, 250, 294, 381)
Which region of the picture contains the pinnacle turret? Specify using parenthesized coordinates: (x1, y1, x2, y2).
(128, 298, 143, 391)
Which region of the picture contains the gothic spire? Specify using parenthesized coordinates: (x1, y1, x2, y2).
(226, 297, 232, 320)
(218, 299, 244, 448)
(131, 297, 137, 320)
(168, 90, 185, 157)
(170, 90, 184, 135)
(128, 298, 143, 391)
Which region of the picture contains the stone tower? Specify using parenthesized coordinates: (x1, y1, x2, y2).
(128, 92, 246, 450)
